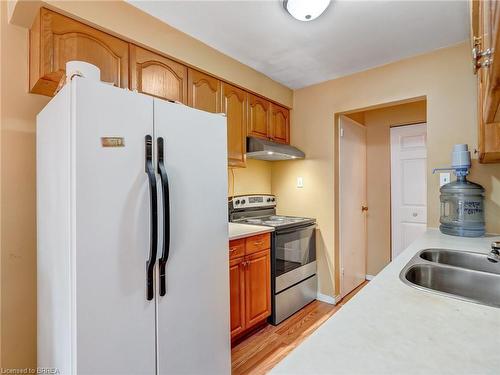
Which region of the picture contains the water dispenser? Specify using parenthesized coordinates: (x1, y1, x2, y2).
(433, 144, 485, 237)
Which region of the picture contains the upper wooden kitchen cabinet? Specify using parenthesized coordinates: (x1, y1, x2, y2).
(270, 103, 290, 144)
(222, 83, 247, 167)
(29, 8, 129, 96)
(471, 0, 500, 162)
(247, 94, 271, 139)
(129, 45, 187, 104)
(247, 95, 291, 145)
(27, 8, 292, 157)
(187, 69, 221, 113)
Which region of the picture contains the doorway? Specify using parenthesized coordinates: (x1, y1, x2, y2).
(336, 98, 427, 299)
(390, 124, 427, 259)
(339, 115, 367, 298)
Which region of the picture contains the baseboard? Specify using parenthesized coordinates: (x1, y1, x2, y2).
(365, 274, 375, 281)
(316, 292, 341, 305)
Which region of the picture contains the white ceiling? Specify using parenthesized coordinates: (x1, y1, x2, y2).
(128, 0, 469, 89)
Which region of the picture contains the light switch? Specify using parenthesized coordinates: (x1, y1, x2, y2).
(440, 173, 451, 187)
(297, 177, 304, 188)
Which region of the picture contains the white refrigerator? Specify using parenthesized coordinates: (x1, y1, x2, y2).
(37, 77, 231, 375)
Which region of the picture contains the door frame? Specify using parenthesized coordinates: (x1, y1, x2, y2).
(338, 115, 367, 298)
(390, 123, 427, 260)
(332, 96, 427, 300)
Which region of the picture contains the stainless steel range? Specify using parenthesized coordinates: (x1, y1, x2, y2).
(229, 194, 317, 325)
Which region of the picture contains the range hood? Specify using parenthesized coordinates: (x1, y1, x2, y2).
(246, 136, 305, 161)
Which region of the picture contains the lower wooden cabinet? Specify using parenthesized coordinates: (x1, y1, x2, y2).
(244, 250, 271, 328)
(229, 257, 246, 338)
(229, 235, 271, 341)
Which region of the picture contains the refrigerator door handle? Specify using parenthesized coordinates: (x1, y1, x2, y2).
(157, 137, 170, 297)
(145, 135, 158, 301)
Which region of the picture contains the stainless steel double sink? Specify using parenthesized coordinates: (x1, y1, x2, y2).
(400, 248, 500, 308)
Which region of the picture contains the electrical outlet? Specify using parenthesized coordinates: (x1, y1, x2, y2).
(297, 177, 304, 188)
(440, 173, 451, 187)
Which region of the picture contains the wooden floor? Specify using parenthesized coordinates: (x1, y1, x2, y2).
(231, 281, 368, 375)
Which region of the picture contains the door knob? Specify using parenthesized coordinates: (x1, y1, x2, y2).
(361, 206, 368, 212)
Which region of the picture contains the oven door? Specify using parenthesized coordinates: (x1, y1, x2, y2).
(274, 223, 316, 293)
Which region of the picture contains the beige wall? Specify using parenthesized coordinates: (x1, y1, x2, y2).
(363, 101, 426, 276)
(1, 3, 50, 368)
(0, 1, 290, 369)
(229, 160, 272, 197)
(272, 43, 500, 298)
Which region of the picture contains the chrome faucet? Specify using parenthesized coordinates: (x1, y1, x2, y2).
(487, 241, 500, 263)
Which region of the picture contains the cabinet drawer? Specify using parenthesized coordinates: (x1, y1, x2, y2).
(229, 239, 245, 259)
(245, 234, 270, 255)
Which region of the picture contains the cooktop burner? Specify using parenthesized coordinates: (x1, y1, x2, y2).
(237, 215, 313, 228)
(229, 195, 316, 230)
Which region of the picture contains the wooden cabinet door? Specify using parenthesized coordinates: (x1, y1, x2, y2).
(130, 45, 187, 104)
(29, 8, 129, 96)
(244, 249, 271, 328)
(472, 0, 500, 162)
(188, 69, 221, 113)
(229, 257, 246, 338)
(222, 83, 247, 167)
(270, 104, 290, 144)
(479, 0, 493, 121)
(247, 94, 270, 139)
(483, 1, 500, 124)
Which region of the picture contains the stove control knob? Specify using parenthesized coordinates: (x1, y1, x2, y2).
(267, 198, 271, 202)
(271, 198, 275, 202)
(235, 199, 240, 205)
(241, 199, 246, 204)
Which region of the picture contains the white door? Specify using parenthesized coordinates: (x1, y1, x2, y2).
(390, 124, 427, 259)
(73, 79, 156, 374)
(154, 100, 231, 374)
(339, 116, 367, 298)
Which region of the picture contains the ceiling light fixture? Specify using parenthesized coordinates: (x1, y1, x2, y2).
(283, 0, 331, 22)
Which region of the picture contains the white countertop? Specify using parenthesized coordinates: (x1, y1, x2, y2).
(272, 229, 500, 375)
(229, 222, 274, 240)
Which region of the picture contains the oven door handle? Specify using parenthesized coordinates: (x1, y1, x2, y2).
(275, 223, 316, 235)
